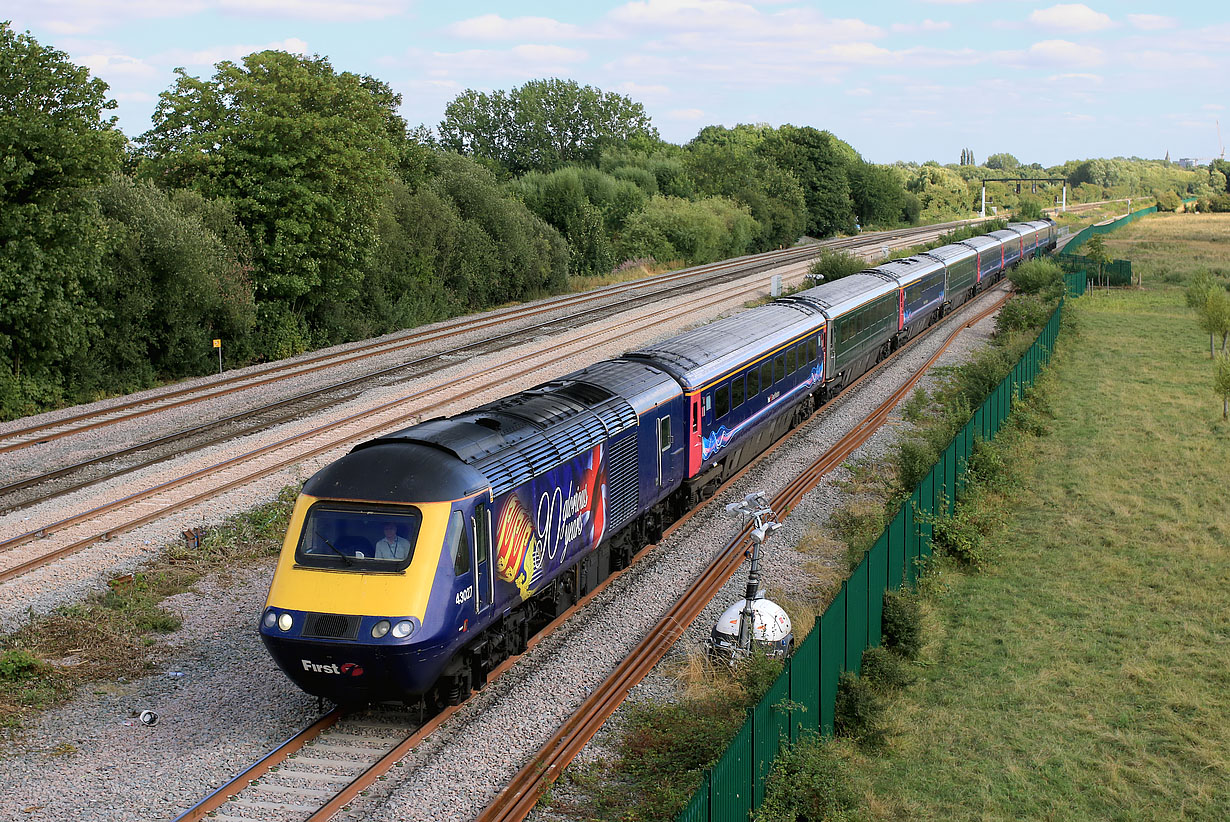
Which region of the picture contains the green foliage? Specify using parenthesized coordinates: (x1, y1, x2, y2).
(925, 501, 991, 568)
(685, 135, 806, 250)
(617, 195, 758, 266)
(807, 250, 865, 283)
(848, 161, 910, 226)
(829, 501, 885, 569)
(860, 645, 916, 690)
(985, 152, 1020, 171)
(1015, 196, 1045, 220)
(996, 294, 1055, 334)
(101, 574, 184, 633)
(1009, 259, 1064, 298)
(87, 176, 256, 389)
(881, 589, 923, 659)
(0, 22, 125, 415)
(1215, 353, 1230, 420)
(138, 50, 403, 327)
(834, 671, 889, 749)
(1154, 189, 1181, 212)
(1196, 287, 1230, 355)
(0, 649, 43, 682)
(907, 164, 972, 222)
(439, 79, 658, 175)
(755, 735, 860, 822)
(760, 125, 860, 237)
(902, 387, 930, 422)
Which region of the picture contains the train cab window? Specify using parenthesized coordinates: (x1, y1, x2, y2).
(732, 375, 745, 409)
(759, 361, 772, 392)
(774, 354, 785, 383)
(786, 347, 797, 375)
(747, 367, 759, 397)
(808, 337, 818, 363)
(446, 510, 469, 575)
(715, 383, 730, 418)
(295, 505, 421, 571)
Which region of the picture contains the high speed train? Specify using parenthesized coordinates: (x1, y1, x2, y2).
(259, 219, 1055, 706)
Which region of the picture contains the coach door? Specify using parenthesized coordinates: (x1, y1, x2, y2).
(471, 502, 493, 613)
(656, 414, 673, 486)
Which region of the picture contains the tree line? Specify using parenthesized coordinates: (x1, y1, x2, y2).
(2, 23, 1224, 419)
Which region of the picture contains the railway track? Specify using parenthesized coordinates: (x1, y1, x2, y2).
(476, 288, 1014, 822)
(0, 270, 818, 583)
(170, 285, 1010, 822)
(0, 218, 979, 514)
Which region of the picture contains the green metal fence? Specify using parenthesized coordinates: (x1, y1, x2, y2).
(1057, 254, 1132, 286)
(676, 299, 1068, 822)
(1059, 204, 1157, 256)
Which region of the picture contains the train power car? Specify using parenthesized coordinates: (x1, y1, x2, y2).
(259, 218, 1057, 707)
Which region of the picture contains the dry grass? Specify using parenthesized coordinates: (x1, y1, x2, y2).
(566, 259, 685, 292)
(0, 486, 296, 731)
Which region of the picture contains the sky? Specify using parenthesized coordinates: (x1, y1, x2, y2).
(6, 1, 1228, 167)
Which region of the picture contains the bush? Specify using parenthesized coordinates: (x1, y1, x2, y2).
(996, 294, 1054, 334)
(927, 503, 991, 568)
(829, 501, 885, 569)
(860, 646, 915, 690)
(755, 735, 860, 822)
(834, 672, 888, 749)
(881, 589, 923, 659)
(1009, 259, 1064, 298)
(0, 649, 43, 681)
(894, 436, 938, 493)
(807, 250, 865, 284)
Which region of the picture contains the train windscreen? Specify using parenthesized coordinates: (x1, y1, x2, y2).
(295, 504, 422, 570)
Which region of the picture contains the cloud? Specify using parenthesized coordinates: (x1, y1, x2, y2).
(1021, 39, 1105, 69)
(665, 107, 706, 121)
(613, 81, 671, 100)
(891, 20, 952, 34)
(402, 44, 589, 81)
(1203, 103, 1225, 112)
(78, 52, 160, 79)
(158, 38, 309, 67)
(607, 0, 881, 42)
(846, 87, 873, 96)
(216, 0, 408, 22)
(1028, 4, 1113, 33)
(1127, 14, 1177, 31)
(1046, 72, 1103, 84)
(15, 0, 206, 35)
(446, 14, 589, 41)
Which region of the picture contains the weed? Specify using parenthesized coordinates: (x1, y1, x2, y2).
(881, 589, 923, 660)
(922, 501, 992, 568)
(755, 734, 861, 822)
(0, 649, 43, 682)
(834, 672, 888, 750)
(829, 501, 885, 570)
(901, 387, 930, 422)
(859, 646, 916, 691)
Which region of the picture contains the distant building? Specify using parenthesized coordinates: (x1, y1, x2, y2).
(1177, 158, 1211, 169)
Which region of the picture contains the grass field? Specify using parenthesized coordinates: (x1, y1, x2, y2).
(839, 213, 1230, 820)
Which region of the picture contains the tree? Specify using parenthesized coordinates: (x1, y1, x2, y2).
(617, 195, 758, 266)
(0, 22, 126, 415)
(439, 79, 659, 175)
(1186, 272, 1219, 355)
(985, 152, 1020, 171)
(907, 164, 971, 222)
(760, 125, 858, 237)
(1197, 287, 1230, 357)
(1084, 234, 1111, 289)
(1215, 353, 1230, 420)
(848, 162, 909, 226)
(138, 50, 403, 339)
(684, 137, 805, 250)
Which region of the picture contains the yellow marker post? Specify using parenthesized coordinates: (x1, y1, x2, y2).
(213, 339, 222, 374)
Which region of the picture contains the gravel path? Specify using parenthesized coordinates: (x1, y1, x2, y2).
(0, 279, 1005, 822)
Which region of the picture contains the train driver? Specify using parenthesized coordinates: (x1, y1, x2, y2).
(374, 522, 411, 560)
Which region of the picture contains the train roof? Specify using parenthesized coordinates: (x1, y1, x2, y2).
(355, 373, 644, 499)
(1007, 222, 1038, 235)
(960, 234, 1001, 251)
(988, 228, 1024, 242)
(626, 301, 825, 389)
(923, 242, 977, 263)
(870, 255, 944, 286)
(303, 441, 489, 503)
(786, 272, 898, 318)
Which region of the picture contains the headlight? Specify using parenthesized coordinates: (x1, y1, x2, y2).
(262, 611, 277, 629)
(371, 620, 391, 638)
(392, 620, 413, 638)
(277, 613, 293, 632)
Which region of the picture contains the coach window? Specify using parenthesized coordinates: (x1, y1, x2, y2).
(808, 337, 818, 363)
(732, 375, 745, 409)
(747, 366, 759, 397)
(774, 354, 785, 383)
(759, 360, 772, 392)
(715, 383, 730, 418)
(692, 399, 698, 432)
(786, 346, 796, 375)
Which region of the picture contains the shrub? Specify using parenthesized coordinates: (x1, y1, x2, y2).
(834, 672, 888, 749)
(829, 501, 885, 569)
(807, 249, 865, 283)
(902, 387, 929, 422)
(860, 646, 915, 691)
(894, 436, 938, 493)
(927, 503, 991, 569)
(0, 649, 44, 682)
(996, 294, 1054, 334)
(1009, 259, 1064, 298)
(881, 589, 923, 659)
(755, 735, 860, 822)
